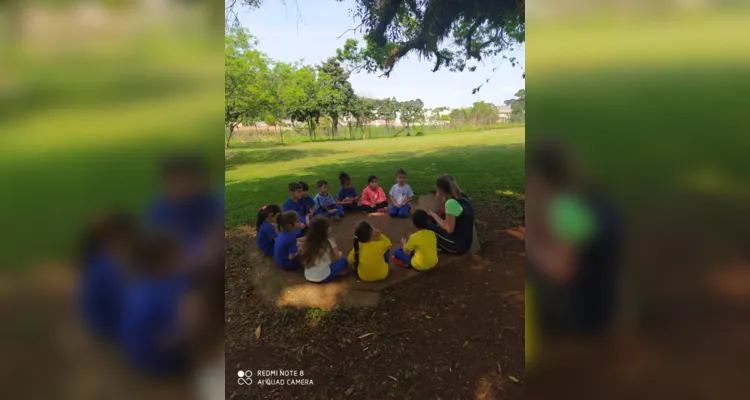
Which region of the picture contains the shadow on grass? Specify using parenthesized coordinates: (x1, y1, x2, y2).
(225, 147, 345, 170)
(225, 142, 526, 228)
(2, 72, 208, 124)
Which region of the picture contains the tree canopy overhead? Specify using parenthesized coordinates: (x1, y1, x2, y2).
(233, 0, 524, 81)
(337, 0, 524, 78)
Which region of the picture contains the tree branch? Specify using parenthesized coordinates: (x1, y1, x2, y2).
(337, 22, 365, 40)
(372, 0, 405, 46)
(382, 37, 425, 76)
(431, 50, 452, 72)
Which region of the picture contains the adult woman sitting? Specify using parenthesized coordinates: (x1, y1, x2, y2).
(426, 174, 475, 254)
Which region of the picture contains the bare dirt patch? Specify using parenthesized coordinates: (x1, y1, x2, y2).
(246, 211, 453, 309)
(225, 208, 525, 399)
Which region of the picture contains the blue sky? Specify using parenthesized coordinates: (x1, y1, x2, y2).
(237, 0, 525, 109)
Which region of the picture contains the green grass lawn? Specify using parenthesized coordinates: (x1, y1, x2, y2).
(0, 31, 223, 272)
(225, 128, 526, 229)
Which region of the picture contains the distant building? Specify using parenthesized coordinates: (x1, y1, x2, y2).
(497, 105, 512, 114)
(497, 105, 512, 122)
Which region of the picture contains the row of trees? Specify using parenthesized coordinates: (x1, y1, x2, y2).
(226, 26, 524, 147)
(225, 27, 441, 147)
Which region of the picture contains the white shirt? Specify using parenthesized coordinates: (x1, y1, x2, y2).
(390, 183, 414, 206)
(304, 238, 337, 282)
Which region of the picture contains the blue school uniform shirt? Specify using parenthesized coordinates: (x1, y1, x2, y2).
(121, 273, 191, 374)
(338, 186, 357, 201)
(146, 191, 223, 252)
(79, 252, 125, 340)
(256, 221, 277, 256)
(314, 193, 336, 209)
(302, 195, 316, 214)
(283, 197, 306, 220)
(273, 231, 299, 270)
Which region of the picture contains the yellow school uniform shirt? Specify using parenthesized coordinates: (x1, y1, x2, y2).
(404, 229, 438, 270)
(347, 233, 391, 281)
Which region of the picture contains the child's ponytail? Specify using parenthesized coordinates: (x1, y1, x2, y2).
(353, 236, 360, 268)
(256, 204, 281, 230)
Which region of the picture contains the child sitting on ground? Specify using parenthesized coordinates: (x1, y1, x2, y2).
(337, 172, 359, 210)
(299, 181, 316, 217)
(314, 180, 344, 220)
(255, 204, 281, 256)
(393, 210, 438, 271)
(146, 154, 223, 261)
(79, 211, 139, 341)
(359, 175, 388, 213)
(283, 182, 311, 229)
(301, 216, 351, 283)
(121, 232, 191, 375)
(347, 220, 392, 281)
(389, 168, 414, 218)
(273, 211, 303, 271)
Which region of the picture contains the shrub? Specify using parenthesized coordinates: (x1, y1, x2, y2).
(415, 131, 425, 136)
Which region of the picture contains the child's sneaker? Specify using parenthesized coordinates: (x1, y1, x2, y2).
(391, 255, 409, 268)
(377, 207, 387, 213)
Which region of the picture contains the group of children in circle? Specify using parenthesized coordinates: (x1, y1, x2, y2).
(255, 169, 439, 283)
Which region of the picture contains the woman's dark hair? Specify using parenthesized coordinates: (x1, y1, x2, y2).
(352, 220, 374, 268)
(256, 204, 281, 230)
(299, 181, 309, 191)
(339, 172, 351, 185)
(412, 209, 429, 230)
(528, 142, 571, 187)
(80, 211, 139, 263)
(278, 210, 299, 231)
(288, 182, 302, 192)
(316, 179, 328, 188)
(300, 216, 332, 267)
(367, 175, 378, 184)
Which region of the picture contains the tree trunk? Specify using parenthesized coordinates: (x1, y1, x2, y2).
(277, 122, 283, 144)
(308, 119, 314, 142)
(225, 123, 238, 149)
(332, 115, 339, 140)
